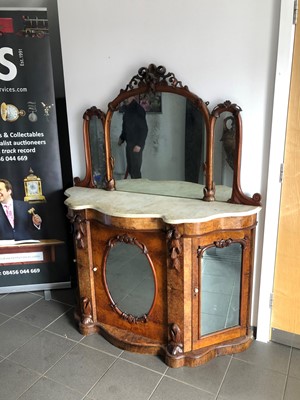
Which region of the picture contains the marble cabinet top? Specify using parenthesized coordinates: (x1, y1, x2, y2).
(65, 181, 261, 224)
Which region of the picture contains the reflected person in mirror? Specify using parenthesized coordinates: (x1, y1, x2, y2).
(0, 179, 42, 241)
(118, 96, 148, 179)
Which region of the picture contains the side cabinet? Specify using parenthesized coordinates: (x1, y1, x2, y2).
(68, 206, 258, 368)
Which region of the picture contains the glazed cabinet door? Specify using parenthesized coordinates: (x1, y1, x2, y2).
(192, 228, 254, 350)
(89, 219, 168, 344)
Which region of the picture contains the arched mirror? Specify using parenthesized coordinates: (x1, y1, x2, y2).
(199, 241, 243, 336)
(74, 106, 106, 188)
(75, 64, 261, 206)
(213, 114, 235, 188)
(103, 235, 157, 322)
(210, 101, 262, 205)
(104, 64, 210, 200)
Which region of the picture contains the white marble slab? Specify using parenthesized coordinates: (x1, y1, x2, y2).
(65, 183, 261, 224)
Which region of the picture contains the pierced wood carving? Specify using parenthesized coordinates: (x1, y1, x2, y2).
(197, 236, 250, 257)
(110, 303, 148, 324)
(123, 63, 188, 93)
(214, 238, 233, 248)
(80, 297, 93, 325)
(107, 234, 148, 254)
(167, 323, 183, 355)
(167, 227, 182, 272)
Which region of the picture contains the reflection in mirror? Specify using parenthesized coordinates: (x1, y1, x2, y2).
(213, 113, 234, 188)
(89, 115, 106, 188)
(105, 241, 155, 319)
(110, 92, 206, 185)
(200, 242, 242, 336)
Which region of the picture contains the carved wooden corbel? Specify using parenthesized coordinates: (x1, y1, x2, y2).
(68, 213, 86, 249)
(167, 227, 182, 272)
(80, 297, 93, 325)
(167, 323, 183, 355)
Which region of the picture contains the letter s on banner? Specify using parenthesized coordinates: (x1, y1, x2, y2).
(0, 47, 17, 81)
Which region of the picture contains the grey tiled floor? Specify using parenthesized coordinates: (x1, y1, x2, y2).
(0, 289, 299, 400)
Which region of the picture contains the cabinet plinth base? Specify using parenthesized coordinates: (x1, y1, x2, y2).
(75, 312, 254, 367)
(165, 334, 254, 368)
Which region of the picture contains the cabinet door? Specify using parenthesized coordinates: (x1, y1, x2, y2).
(90, 222, 168, 343)
(192, 231, 253, 350)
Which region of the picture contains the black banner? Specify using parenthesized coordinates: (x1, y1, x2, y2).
(0, 8, 72, 291)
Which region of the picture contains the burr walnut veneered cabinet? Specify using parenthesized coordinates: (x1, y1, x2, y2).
(66, 64, 262, 368)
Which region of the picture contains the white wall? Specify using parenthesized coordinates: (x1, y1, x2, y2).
(57, 0, 283, 325)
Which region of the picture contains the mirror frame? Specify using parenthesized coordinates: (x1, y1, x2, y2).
(74, 106, 106, 188)
(104, 64, 211, 197)
(75, 64, 261, 206)
(102, 234, 158, 323)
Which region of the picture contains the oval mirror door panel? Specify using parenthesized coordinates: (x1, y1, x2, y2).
(104, 239, 156, 320)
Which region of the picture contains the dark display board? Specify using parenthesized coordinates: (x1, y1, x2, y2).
(0, 2, 73, 293)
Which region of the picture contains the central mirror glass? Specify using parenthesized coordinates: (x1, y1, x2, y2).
(105, 242, 155, 318)
(110, 92, 206, 198)
(201, 243, 242, 336)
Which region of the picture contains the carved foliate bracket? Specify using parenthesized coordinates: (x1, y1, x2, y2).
(166, 227, 182, 272)
(80, 297, 94, 325)
(68, 212, 86, 249)
(167, 323, 183, 355)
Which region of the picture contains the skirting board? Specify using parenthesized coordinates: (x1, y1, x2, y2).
(271, 328, 300, 349)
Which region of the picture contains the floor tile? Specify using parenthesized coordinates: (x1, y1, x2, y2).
(8, 330, 75, 373)
(289, 347, 300, 379)
(166, 355, 230, 394)
(283, 376, 300, 400)
(46, 308, 84, 341)
(49, 288, 77, 306)
(0, 318, 40, 357)
(15, 298, 72, 328)
(18, 376, 84, 400)
(218, 358, 286, 400)
(46, 343, 116, 395)
(0, 358, 40, 400)
(81, 333, 124, 356)
(0, 312, 9, 324)
(233, 340, 291, 374)
(0, 292, 41, 316)
(150, 376, 215, 400)
(88, 358, 162, 400)
(120, 350, 168, 373)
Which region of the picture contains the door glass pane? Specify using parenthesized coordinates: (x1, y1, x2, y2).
(105, 242, 155, 317)
(201, 243, 242, 336)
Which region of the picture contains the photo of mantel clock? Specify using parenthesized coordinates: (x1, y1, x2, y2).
(24, 168, 46, 203)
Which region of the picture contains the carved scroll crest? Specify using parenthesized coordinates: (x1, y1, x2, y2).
(167, 227, 182, 272)
(197, 236, 250, 257)
(123, 63, 188, 93)
(167, 323, 183, 355)
(107, 233, 148, 254)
